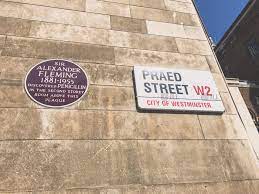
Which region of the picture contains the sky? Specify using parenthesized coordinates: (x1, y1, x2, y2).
(194, 0, 249, 44)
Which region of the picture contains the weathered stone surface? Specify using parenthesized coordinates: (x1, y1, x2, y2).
(0, 16, 31, 36)
(0, 108, 203, 140)
(175, 38, 212, 55)
(0, 140, 257, 191)
(0, 1, 110, 29)
(146, 20, 186, 38)
(205, 180, 256, 194)
(198, 114, 247, 139)
(140, 140, 257, 184)
(111, 16, 147, 33)
(220, 92, 237, 115)
(0, 17, 111, 45)
(131, 6, 199, 26)
(164, 0, 196, 14)
(0, 84, 32, 108)
(0, 84, 135, 110)
(252, 180, 259, 193)
(80, 63, 133, 86)
(3, 19, 178, 52)
(176, 0, 193, 2)
(109, 31, 178, 52)
(131, 6, 171, 23)
(85, 0, 130, 17)
(78, 86, 135, 110)
(102, 0, 129, 4)
(4, 180, 257, 193)
(212, 73, 229, 92)
(0, 57, 40, 80)
(183, 25, 207, 40)
(173, 11, 200, 26)
(0, 56, 132, 86)
(114, 48, 210, 70)
(0, 35, 6, 54)
(130, 0, 166, 9)
(2, 36, 115, 64)
(0, 0, 258, 193)
(206, 55, 222, 74)
(229, 87, 259, 159)
(220, 141, 258, 180)
(29, 22, 109, 45)
(146, 21, 204, 40)
(1, 0, 86, 11)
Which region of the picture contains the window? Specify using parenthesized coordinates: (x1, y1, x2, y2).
(247, 37, 259, 59)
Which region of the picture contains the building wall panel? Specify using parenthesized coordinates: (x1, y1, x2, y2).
(0, 0, 258, 193)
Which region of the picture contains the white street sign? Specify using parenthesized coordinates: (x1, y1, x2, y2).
(134, 66, 225, 113)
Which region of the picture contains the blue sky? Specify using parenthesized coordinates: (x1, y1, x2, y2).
(194, 0, 249, 43)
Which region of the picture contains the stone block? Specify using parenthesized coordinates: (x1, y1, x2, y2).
(85, 0, 130, 17)
(183, 25, 207, 40)
(0, 84, 33, 108)
(102, 0, 129, 4)
(164, 0, 196, 14)
(131, 6, 171, 22)
(2, 36, 115, 64)
(78, 86, 135, 110)
(111, 16, 147, 33)
(109, 31, 178, 52)
(0, 57, 40, 80)
(2, 0, 86, 11)
(212, 73, 229, 92)
(172, 11, 200, 26)
(175, 38, 212, 55)
(0, 108, 203, 140)
(0, 16, 31, 37)
(14, 180, 257, 193)
(119, 183, 207, 194)
(220, 140, 258, 180)
(146, 20, 186, 38)
(252, 180, 259, 193)
(29, 22, 110, 45)
(130, 0, 166, 9)
(205, 180, 256, 194)
(205, 55, 222, 74)
(131, 6, 198, 26)
(0, 140, 257, 191)
(229, 87, 259, 159)
(0, 1, 110, 29)
(114, 48, 210, 70)
(175, 0, 192, 2)
(0, 84, 135, 110)
(220, 92, 237, 115)
(28, 20, 177, 52)
(0, 35, 6, 54)
(0, 56, 132, 86)
(80, 63, 133, 86)
(198, 114, 247, 139)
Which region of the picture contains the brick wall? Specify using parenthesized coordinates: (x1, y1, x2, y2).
(0, 0, 258, 193)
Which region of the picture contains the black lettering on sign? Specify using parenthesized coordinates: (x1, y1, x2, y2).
(144, 82, 151, 93)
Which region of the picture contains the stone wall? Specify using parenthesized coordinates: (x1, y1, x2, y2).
(0, 0, 258, 193)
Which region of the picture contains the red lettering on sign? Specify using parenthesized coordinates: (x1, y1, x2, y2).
(193, 86, 212, 96)
(146, 99, 160, 106)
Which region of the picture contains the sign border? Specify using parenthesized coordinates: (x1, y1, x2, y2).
(24, 59, 89, 108)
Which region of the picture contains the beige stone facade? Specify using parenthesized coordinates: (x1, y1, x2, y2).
(0, 0, 258, 193)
